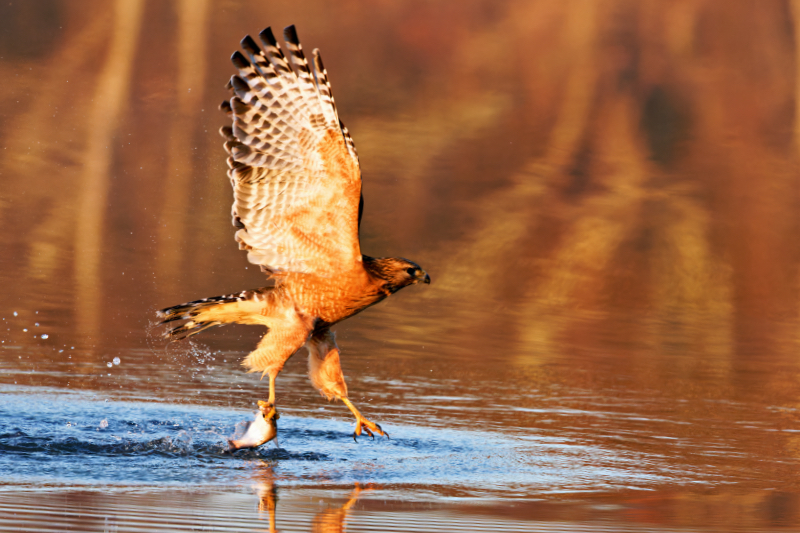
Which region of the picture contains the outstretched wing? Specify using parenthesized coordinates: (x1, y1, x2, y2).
(221, 26, 362, 276)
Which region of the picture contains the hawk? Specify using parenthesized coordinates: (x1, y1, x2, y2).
(157, 26, 430, 440)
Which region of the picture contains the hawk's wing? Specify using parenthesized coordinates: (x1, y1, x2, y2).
(221, 26, 362, 276)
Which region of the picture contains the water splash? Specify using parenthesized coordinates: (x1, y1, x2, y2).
(0, 387, 706, 493)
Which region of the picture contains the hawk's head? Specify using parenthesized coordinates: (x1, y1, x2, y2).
(364, 256, 431, 293)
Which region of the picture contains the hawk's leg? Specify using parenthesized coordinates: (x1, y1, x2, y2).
(238, 297, 315, 410)
(306, 329, 388, 441)
(267, 373, 277, 405)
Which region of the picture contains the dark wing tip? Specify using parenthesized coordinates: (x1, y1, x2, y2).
(231, 50, 251, 70)
(240, 34, 261, 57)
(283, 25, 299, 45)
(258, 27, 278, 47)
(219, 126, 235, 141)
(230, 95, 251, 115)
(230, 76, 249, 96)
(232, 214, 246, 229)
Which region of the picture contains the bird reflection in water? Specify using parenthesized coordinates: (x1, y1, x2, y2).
(249, 460, 371, 533)
(311, 485, 371, 533)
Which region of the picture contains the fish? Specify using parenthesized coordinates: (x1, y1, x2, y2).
(228, 400, 279, 451)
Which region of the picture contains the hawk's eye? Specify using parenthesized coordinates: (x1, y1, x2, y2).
(406, 267, 417, 277)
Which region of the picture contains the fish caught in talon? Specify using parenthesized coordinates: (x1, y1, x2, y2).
(228, 401, 280, 451)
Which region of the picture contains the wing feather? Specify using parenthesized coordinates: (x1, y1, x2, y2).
(224, 25, 362, 275)
(311, 50, 359, 162)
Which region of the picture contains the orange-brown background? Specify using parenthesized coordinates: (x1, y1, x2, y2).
(3, 0, 800, 522)
(4, 0, 799, 357)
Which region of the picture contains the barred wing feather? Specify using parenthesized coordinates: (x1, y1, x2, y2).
(222, 26, 361, 276)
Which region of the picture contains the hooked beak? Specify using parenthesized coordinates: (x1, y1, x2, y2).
(420, 271, 431, 285)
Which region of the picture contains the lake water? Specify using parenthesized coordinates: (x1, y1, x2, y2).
(3, 1, 800, 531)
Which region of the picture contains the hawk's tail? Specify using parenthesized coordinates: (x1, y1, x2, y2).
(157, 288, 273, 341)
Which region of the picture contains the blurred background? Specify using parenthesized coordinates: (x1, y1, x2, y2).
(3, 0, 800, 370)
(3, 0, 800, 521)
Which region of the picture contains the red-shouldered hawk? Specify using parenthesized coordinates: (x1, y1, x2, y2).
(157, 26, 430, 442)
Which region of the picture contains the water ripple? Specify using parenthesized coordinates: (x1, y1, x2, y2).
(0, 387, 708, 494)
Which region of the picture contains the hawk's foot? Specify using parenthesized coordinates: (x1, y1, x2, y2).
(340, 397, 388, 441)
(353, 415, 388, 441)
(257, 400, 280, 420)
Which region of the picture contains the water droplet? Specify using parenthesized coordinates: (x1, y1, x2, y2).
(13, 311, 17, 317)
(34, 323, 39, 327)
(22, 329, 27, 332)
(41, 334, 49, 339)
(99, 419, 108, 429)
(113, 357, 120, 365)
(107, 362, 113, 368)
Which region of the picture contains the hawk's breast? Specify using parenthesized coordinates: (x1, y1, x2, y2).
(283, 268, 384, 325)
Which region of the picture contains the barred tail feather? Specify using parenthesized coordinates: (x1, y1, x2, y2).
(164, 320, 223, 341)
(157, 287, 274, 341)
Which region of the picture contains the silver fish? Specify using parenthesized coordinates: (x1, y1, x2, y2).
(228, 401, 279, 450)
